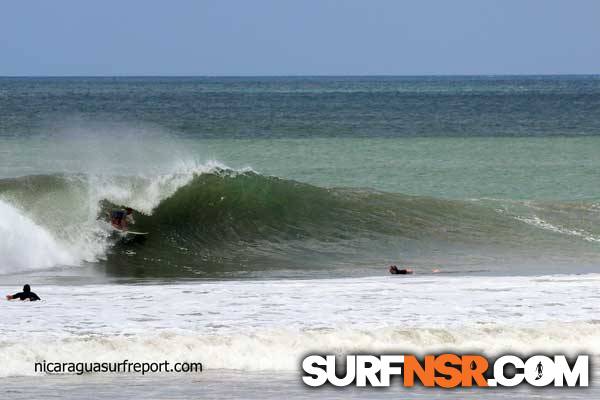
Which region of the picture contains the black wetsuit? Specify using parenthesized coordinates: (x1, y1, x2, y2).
(11, 291, 41, 301)
(390, 268, 410, 275)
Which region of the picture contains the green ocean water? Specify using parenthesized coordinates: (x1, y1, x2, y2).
(185, 136, 600, 201)
(1, 77, 600, 279)
(4, 135, 599, 200)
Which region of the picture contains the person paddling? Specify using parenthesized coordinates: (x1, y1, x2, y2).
(389, 265, 413, 275)
(388, 265, 441, 275)
(6, 284, 41, 301)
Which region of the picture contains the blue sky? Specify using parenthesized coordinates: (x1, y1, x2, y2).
(1, 0, 599, 76)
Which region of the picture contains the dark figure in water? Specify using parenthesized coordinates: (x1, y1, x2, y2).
(6, 284, 41, 301)
(389, 265, 413, 275)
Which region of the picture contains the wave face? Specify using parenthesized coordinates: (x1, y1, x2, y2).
(1, 167, 600, 277)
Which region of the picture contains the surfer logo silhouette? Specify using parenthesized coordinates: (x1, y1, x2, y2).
(535, 361, 543, 380)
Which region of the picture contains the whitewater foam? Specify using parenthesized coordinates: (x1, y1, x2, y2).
(1, 274, 599, 376)
(0, 200, 77, 273)
(2, 323, 599, 377)
(515, 215, 600, 243)
(86, 159, 235, 214)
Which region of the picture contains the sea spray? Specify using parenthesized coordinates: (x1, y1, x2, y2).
(0, 161, 238, 274)
(0, 200, 76, 273)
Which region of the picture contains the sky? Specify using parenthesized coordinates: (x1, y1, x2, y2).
(1, 0, 599, 76)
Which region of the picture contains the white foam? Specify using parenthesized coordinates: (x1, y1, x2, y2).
(97, 159, 239, 214)
(2, 323, 599, 377)
(1, 274, 598, 376)
(0, 200, 77, 273)
(515, 215, 600, 243)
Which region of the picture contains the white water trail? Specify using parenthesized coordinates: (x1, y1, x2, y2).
(0, 200, 76, 273)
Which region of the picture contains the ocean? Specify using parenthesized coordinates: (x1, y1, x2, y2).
(1, 76, 599, 398)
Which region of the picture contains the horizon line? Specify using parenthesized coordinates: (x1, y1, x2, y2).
(1, 73, 599, 79)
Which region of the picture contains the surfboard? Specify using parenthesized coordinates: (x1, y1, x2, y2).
(112, 227, 148, 236)
(123, 231, 149, 236)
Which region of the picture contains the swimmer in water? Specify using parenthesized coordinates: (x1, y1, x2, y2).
(388, 265, 441, 275)
(6, 284, 41, 301)
(389, 265, 413, 275)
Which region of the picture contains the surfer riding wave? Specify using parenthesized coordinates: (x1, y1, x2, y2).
(109, 207, 135, 231)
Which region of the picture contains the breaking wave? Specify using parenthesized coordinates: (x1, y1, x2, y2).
(1, 165, 600, 276)
(1, 323, 599, 377)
